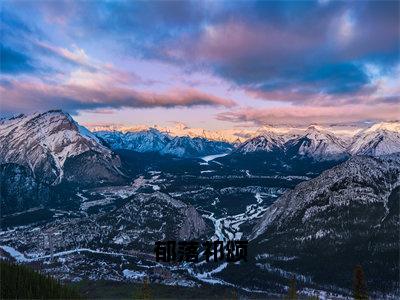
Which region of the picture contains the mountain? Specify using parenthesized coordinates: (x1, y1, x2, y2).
(0, 110, 126, 214)
(284, 125, 349, 161)
(234, 122, 400, 161)
(96, 130, 232, 158)
(234, 133, 284, 154)
(348, 121, 400, 156)
(95, 129, 171, 153)
(160, 136, 232, 158)
(218, 126, 349, 177)
(0, 110, 124, 186)
(249, 154, 400, 294)
(231, 125, 350, 161)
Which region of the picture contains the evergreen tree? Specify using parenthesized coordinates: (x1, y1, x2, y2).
(285, 276, 298, 300)
(353, 265, 368, 300)
(141, 277, 152, 299)
(0, 260, 81, 299)
(231, 289, 239, 300)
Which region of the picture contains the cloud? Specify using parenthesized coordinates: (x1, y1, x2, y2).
(35, 41, 95, 70)
(153, 1, 399, 106)
(0, 78, 235, 116)
(1, 0, 399, 123)
(216, 104, 400, 126)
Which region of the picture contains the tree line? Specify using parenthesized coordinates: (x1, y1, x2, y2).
(0, 260, 81, 299)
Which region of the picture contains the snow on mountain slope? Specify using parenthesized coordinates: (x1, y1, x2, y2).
(284, 125, 349, 160)
(235, 133, 284, 154)
(348, 121, 400, 156)
(95, 128, 171, 153)
(160, 136, 232, 158)
(251, 154, 400, 239)
(0, 110, 124, 185)
(96, 130, 233, 158)
(91, 123, 257, 143)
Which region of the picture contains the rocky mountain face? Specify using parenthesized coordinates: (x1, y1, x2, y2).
(0, 110, 126, 213)
(218, 126, 351, 177)
(249, 154, 400, 294)
(160, 136, 232, 157)
(284, 125, 350, 161)
(0, 163, 50, 214)
(0, 110, 124, 186)
(234, 133, 284, 154)
(96, 130, 232, 158)
(231, 122, 400, 162)
(95, 129, 170, 153)
(348, 122, 400, 156)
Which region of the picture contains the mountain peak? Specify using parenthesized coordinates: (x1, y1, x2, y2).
(235, 134, 284, 154)
(349, 121, 400, 156)
(365, 121, 400, 133)
(0, 110, 123, 185)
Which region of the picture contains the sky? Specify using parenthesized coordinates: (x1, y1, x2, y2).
(1, 0, 399, 130)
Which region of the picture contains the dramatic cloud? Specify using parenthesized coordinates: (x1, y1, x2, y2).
(1, 0, 399, 126)
(0, 78, 235, 115)
(159, 3, 399, 104)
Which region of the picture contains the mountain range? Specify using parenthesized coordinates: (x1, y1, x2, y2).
(95, 130, 233, 158)
(95, 120, 400, 161)
(234, 123, 400, 160)
(1, 109, 399, 297)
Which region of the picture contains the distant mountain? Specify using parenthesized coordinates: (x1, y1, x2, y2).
(96, 130, 232, 158)
(232, 122, 400, 161)
(348, 122, 400, 156)
(285, 125, 349, 161)
(95, 129, 171, 153)
(249, 154, 400, 294)
(234, 133, 284, 154)
(161, 136, 232, 157)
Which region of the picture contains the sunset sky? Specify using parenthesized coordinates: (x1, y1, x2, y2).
(1, 0, 399, 130)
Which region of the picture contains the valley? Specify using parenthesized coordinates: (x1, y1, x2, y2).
(0, 111, 399, 298)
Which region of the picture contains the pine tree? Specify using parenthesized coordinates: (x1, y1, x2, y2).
(285, 276, 298, 300)
(353, 265, 368, 300)
(141, 277, 152, 299)
(0, 260, 81, 299)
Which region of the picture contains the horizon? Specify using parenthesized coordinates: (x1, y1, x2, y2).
(1, 0, 399, 130)
(2, 108, 399, 144)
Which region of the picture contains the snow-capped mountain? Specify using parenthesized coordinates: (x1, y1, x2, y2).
(234, 133, 284, 154)
(234, 122, 400, 160)
(96, 130, 232, 158)
(284, 125, 349, 160)
(233, 125, 349, 161)
(249, 153, 400, 293)
(0, 110, 124, 186)
(348, 121, 400, 156)
(95, 129, 171, 153)
(160, 136, 232, 157)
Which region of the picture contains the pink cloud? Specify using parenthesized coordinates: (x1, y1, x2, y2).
(216, 104, 400, 126)
(0, 79, 235, 115)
